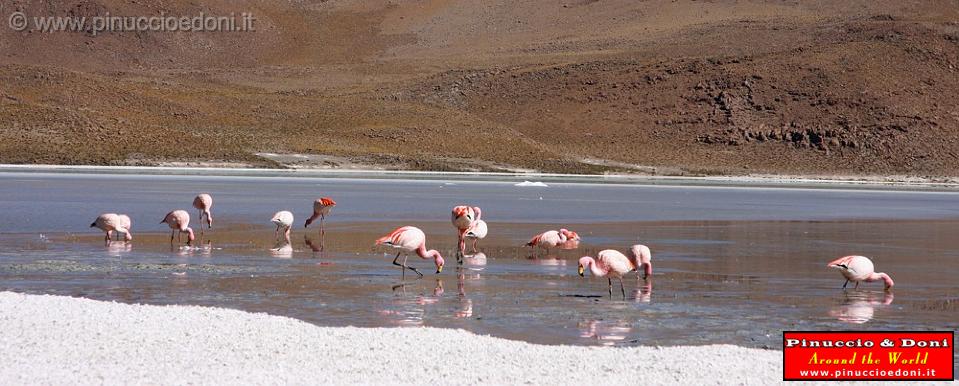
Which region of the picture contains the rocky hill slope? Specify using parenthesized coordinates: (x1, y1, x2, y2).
(2, 0, 957, 175)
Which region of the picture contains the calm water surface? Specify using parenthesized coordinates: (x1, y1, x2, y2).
(0, 172, 957, 354)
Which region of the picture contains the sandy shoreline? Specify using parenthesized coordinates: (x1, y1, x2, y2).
(1, 164, 958, 190)
(0, 292, 790, 385)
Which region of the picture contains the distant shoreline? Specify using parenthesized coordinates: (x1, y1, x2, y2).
(1, 164, 958, 191)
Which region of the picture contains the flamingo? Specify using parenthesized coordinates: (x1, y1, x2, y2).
(271, 211, 294, 243)
(630, 244, 653, 279)
(451, 205, 481, 254)
(562, 229, 581, 241)
(526, 228, 578, 256)
(115, 214, 132, 241)
(463, 219, 487, 253)
(827, 255, 894, 290)
(160, 210, 195, 244)
(192, 194, 213, 229)
(90, 213, 132, 243)
(374, 226, 445, 277)
(578, 249, 641, 298)
(304, 197, 336, 230)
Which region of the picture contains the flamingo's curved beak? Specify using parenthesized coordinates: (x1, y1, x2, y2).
(436, 265, 444, 274)
(578, 266, 585, 276)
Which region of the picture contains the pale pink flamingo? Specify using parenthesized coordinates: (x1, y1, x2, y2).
(115, 214, 132, 241)
(630, 244, 653, 279)
(160, 210, 195, 244)
(578, 249, 640, 298)
(192, 194, 213, 229)
(90, 213, 132, 243)
(463, 219, 487, 253)
(451, 205, 481, 254)
(827, 255, 894, 290)
(304, 197, 336, 229)
(271, 211, 294, 243)
(375, 226, 445, 277)
(526, 228, 578, 256)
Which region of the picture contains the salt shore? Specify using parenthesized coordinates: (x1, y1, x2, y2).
(2, 292, 938, 385)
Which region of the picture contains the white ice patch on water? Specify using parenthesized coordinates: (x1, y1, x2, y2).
(515, 181, 548, 187)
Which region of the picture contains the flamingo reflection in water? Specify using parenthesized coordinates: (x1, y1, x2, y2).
(579, 320, 632, 346)
(633, 280, 653, 303)
(380, 280, 445, 326)
(462, 252, 487, 271)
(106, 240, 133, 257)
(829, 291, 894, 324)
(304, 234, 326, 258)
(454, 269, 474, 318)
(270, 240, 293, 258)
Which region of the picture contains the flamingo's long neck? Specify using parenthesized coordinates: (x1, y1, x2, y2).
(587, 258, 607, 276)
(415, 244, 437, 261)
(473, 207, 482, 221)
(305, 212, 320, 226)
(870, 272, 894, 289)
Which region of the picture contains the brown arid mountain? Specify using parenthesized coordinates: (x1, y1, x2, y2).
(1, 0, 958, 176)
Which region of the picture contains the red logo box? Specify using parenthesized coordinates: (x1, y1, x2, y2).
(783, 331, 954, 381)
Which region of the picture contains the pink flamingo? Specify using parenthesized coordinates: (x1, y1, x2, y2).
(630, 244, 653, 279)
(90, 213, 132, 243)
(563, 229, 581, 241)
(160, 210, 195, 244)
(192, 194, 213, 229)
(526, 228, 578, 256)
(463, 219, 487, 253)
(304, 197, 336, 229)
(451, 205, 481, 254)
(271, 211, 294, 243)
(114, 214, 132, 241)
(375, 226, 445, 277)
(827, 255, 894, 290)
(578, 249, 643, 298)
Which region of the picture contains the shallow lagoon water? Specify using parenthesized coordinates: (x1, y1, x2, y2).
(0, 172, 957, 353)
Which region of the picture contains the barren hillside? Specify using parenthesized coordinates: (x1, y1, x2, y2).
(2, 0, 958, 175)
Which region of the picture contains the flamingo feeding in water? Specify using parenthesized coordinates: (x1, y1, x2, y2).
(375, 226, 445, 277)
(630, 244, 653, 279)
(271, 211, 294, 243)
(451, 205, 481, 254)
(90, 213, 132, 243)
(464, 219, 487, 253)
(192, 194, 213, 229)
(827, 255, 894, 290)
(578, 248, 649, 298)
(115, 214, 132, 241)
(526, 228, 579, 256)
(160, 210, 195, 244)
(305, 197, 336, 230)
